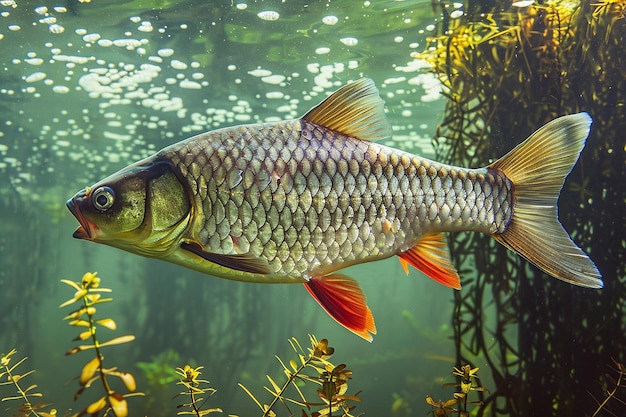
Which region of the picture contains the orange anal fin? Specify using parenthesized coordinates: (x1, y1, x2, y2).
(398, 233, 461, 290)
(304, 274, 377, 342)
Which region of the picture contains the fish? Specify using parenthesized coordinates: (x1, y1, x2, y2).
(66, 78, 602, 341)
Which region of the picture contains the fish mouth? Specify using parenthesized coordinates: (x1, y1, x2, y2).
(66, 191, 97, 240)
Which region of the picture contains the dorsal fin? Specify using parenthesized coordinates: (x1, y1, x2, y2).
(302, 78, 392, 141)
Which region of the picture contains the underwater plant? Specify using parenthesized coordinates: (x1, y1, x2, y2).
(133, 261, 301, 408)
(136, 349, 184, 417)
(419, 0, 625, 415)
(174, 365, 222, 416)
(0, 349, 56, 417)
(238, 335, 361, 417)
(60, 272, 141, 417)
(589, 359, 626, 417)
(425, 364, 489, 417)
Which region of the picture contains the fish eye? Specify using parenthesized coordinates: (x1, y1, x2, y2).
(92, 186, 115, 211)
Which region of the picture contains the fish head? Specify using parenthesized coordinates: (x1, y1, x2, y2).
(66, 156, 192, 257)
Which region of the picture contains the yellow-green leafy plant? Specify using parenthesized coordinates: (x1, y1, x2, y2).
(0, 349, 56, 417)
(60, 272, 141, 417)
(238, 335, 361, 417)
(174, 365, 222, 416)
(426, 364, 489, 417)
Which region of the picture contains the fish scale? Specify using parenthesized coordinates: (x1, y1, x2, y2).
(162, 118, 514, 279)
(67, 78, 602, 341)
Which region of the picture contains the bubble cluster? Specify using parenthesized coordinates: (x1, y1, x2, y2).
(0, 0, 443, 201)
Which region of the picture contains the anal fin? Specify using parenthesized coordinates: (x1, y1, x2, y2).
(304, 274, 377, 342)
(398, 233, 461, 289)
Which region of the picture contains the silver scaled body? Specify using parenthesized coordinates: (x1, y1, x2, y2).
(162, 119, 513, 282)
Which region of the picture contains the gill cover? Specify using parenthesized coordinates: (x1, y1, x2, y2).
(67, 157, 192, 257)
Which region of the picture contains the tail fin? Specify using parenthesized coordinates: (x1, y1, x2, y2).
(489, 113, 602, 288)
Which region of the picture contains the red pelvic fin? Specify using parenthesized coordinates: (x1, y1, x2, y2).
(304, 274, 377, 342)
(398, 233, 461, 290)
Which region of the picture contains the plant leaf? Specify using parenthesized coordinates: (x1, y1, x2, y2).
(265, 375, 281, 395)
(73, 386, 86, 401)
(96, 318, 117, 330)
(65, 346, 84, 356)
(68, 319, 91, 327)
(64, 308, 87, 320)
(86, 396, 107, 414)
(109, 391, 128, 417)
(59, 289, 88, 308)
(98, 335, 135, 348)
(22, 383, 39, 393)
(197, 407, 223, 415)
(2, 395, 25, 401)
(60, 279, 82, 291)
(80, 357, 100, 385)
(109, 371, 137, 392)
(75, 330, 93, 341)
(238, 383, 265, 412)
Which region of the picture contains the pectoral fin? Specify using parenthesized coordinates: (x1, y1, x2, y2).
(398, 233, 461, 289)
(181, 241, 271, 275)
(304, 274, 377, 342)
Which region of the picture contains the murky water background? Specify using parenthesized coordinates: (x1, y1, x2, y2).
(2, 1, 622, 416)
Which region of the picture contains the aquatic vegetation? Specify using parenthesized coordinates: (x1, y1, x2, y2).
(0, 349, 56, 417)
(174, 365, 222, 416)
(136, 349, 184, 417)
(419, 0, 625, 415)
(590, 359, 626, 417)
(425, 397, 459, 417)
(137, 349, 182, 387)
(425, 364, 489, 417)
(238, 336, 361, 417)
(60, 272, 141, 417)
(133, 261, 301, 408)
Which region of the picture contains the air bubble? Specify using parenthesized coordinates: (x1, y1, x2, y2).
(340, 37, 358, 46)
(49, 24, 65, 34)
(257, 10, 279, 21)
(322, 15, 338, 25)
(158, 48, 175, 57)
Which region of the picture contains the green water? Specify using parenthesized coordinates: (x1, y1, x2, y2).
(1, 1, 623, 416)
(0, 1, 455, 415)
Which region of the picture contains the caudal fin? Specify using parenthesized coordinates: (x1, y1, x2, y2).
(489, 113, 602, 288)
